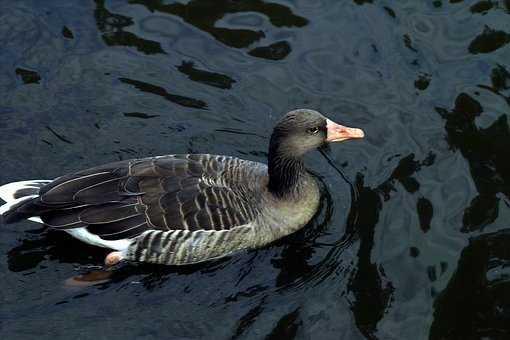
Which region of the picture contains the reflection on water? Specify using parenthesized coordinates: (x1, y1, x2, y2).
(94, 0, 166, 54)
(129, 0, 307, 59)
(480, 64, 510, 105)
(177, 61, 236, 89)
(119, 77, 208, 109)
(468, 26, 510, 54)
(62, 26, 74, 39)
(431, 229, 510, 339)
(15, 68, 41, 84)
(1, 0, 510, 338)
(437, 90, 510, 232)
(7, 228, 108, 272)
(248, 40, 292, 60)
(347, 175, 393, 339)
(470, 0, 510, 14)
(345, 151, 436, 338)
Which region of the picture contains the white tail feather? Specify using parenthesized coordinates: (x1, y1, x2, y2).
(0, 180, 51, 224)
(0, 195, 38, 215)
(0, 179, 131, 250)
(0, 180, 51, 202)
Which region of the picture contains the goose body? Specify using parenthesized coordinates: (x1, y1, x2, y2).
(0, 109, 364, 266)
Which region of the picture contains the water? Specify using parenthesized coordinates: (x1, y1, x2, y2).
(0, 0, 509, 339)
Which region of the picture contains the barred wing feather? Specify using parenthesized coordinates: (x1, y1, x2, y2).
(34, 155, 259, 241)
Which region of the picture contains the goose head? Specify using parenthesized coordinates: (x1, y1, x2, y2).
(269, 109, 365, 158)
(267, 109, 364, 196)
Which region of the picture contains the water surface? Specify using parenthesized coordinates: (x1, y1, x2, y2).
(1, 0, 510, 339)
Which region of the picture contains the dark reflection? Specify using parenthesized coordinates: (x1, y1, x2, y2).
(119, 77, 207, 109)
(62, 26, 74, 39)
(123, 112, 160, 119)
(46, 126, 73, 144)
(231, 298, 266, 340)
(270, 237, 315, 288)
(471, 0, 510, 14)
(94, 0, 166, 54)
(104, 259, 233, 290)
(437, 92, 510, 232)
(468, 25, 510, 54)
(224, 283, 270, 304)
(346, 152, 435, 338)
(378, 153, 435, 198)
(248, 41, 291, 61)
(430, 229, 510, 339)
(128, 0, 307, 58)
(403, 34, 418, 53)
(265, 308, 302, 339)
(470, 0, 496, 14)
(354, 0, 374, 5)
(383, 6, 396, 18)
(270, 232, 316, 288)
(415, 74, 431, 91)
(478, 64, 510, 105)
(490, 64, 510, 92)
(216, 128, 265, 138)
(177, 61, 236, 89)
(7, 227, 108, 272)
(417, 197, 433, 232)
(346, 174, 394, 339)
(427, 266, 437, 284)
(15, 68, 41, 84)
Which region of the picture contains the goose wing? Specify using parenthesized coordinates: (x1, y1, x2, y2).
(36, 155, 259, 241)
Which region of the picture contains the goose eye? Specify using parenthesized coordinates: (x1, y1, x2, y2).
(307, 127, 320, 135)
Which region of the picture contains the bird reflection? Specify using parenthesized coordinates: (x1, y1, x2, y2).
(7, 227, 108, 272)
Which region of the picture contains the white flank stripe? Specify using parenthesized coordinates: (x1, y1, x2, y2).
(66, 228, 132, 251)
(28, 216, 43, 224)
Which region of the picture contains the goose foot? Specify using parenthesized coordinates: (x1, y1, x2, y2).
(105, 251, 124, 266)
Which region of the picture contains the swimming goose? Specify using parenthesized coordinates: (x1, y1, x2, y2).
(0, 109, 364, 266)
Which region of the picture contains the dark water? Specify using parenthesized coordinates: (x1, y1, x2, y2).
(0, 0, 509, 339)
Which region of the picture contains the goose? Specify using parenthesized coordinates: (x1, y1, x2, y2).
(0, 109, 364, 266)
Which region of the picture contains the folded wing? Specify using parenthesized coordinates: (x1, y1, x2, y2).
(34, 155, 258, 241)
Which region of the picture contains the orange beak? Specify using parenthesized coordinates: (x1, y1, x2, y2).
(325, 119, 365, 142)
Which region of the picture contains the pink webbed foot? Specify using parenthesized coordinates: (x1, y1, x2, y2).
(105, 251, 124, 266)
